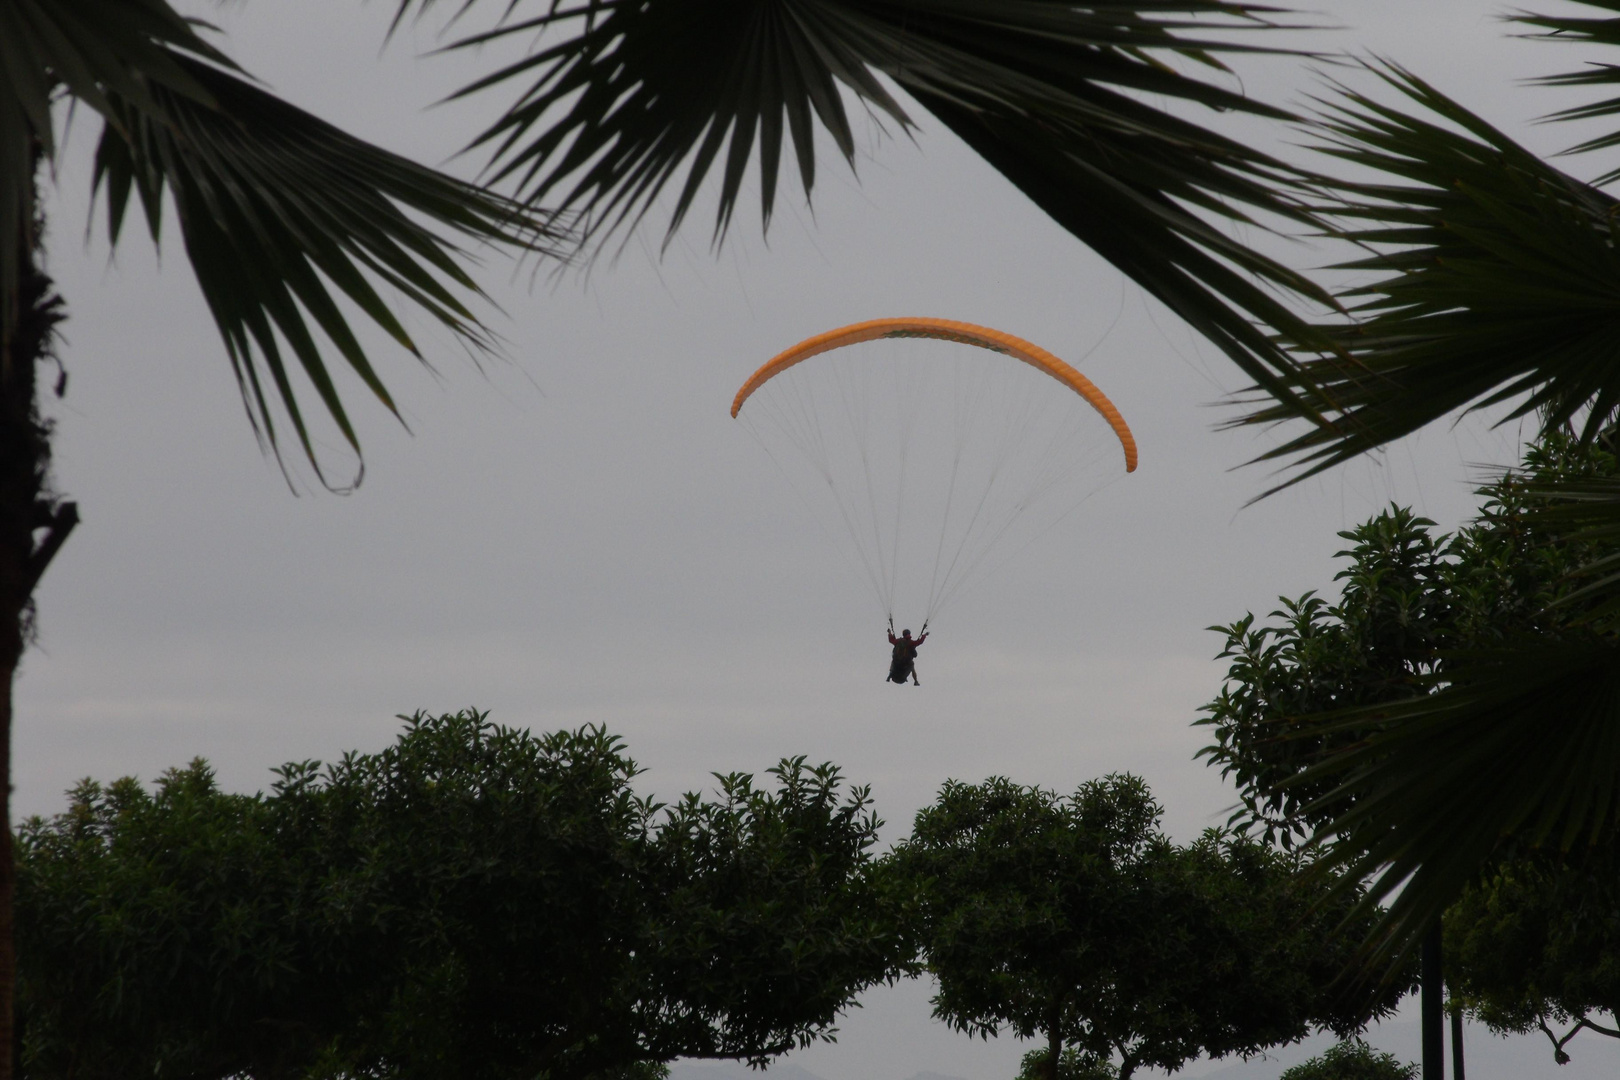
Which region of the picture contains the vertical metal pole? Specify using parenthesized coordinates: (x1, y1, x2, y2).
(1450, 1004, 1466, 1080)
(1422, 923, 1445, 1080)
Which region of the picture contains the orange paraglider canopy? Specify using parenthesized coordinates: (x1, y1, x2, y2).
(731, 318, 1137, 472)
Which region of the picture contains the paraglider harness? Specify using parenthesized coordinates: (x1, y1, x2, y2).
(886, 617, 928, 686)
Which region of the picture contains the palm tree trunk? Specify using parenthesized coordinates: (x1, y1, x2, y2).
(0, 165, 67, 1080)
(0, 656, 12, 1080)
(1421, 922, 1444, 1080)
(1450, 1001, 1465, 1080)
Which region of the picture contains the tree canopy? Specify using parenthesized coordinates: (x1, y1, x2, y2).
(1200, 432, 1620, 946)
(1277, 1040, 1415, 1080)
(887, 774, 1402, 1080)
(1445, 849, 1620, 1064)
(17, 710, 904, 1080)
(1198, 432, 1620, 1060)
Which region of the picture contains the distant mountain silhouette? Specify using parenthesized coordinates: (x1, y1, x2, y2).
(669, 1063, 830, 1080)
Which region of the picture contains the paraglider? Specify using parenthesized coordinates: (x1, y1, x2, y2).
(733, 318, 1136, 679)
(886, 620, 928, 686)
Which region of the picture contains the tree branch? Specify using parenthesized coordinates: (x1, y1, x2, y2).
(23, 500, 76, 595)
(1048, 998, 1063, 1080)
(1117, 1042, 1138, 1080)
(1574, 1012, 1620, 1040)
(1538, 1017, 1578, 1065)
(673, 1045, 798, 1066)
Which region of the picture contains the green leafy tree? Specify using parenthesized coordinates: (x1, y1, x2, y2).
(17, 710, 903, 1080)
(888, 774, 1402, 1080)
(1197, 502, 1455, 850)
(1445, 850, 1620, 1063)
(1277, 1040, 1415, 1080)
(1200, 433, 1620, 1063)
(1200, 432, 1620, 949)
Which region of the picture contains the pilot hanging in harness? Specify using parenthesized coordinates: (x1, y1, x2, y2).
(886, 619, 928, 686)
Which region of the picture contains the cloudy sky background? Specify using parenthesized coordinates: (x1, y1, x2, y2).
(18, 1, 1620, 1077)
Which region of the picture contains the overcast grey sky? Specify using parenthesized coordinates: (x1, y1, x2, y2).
(17, 2, 1620, 1078)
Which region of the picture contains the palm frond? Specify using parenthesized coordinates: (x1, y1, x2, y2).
(0, 0, 230, 355)
(1293, 638, 1620, 967)
(7, 1, 566, 482)
(1516, 0, 1620, 180)
(403, 0, 1344, 414)
(1232, 63, 1620, 490)
(91, 54, 566, 483)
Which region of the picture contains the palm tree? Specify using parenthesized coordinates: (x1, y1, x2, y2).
(2, 3, 562, 1071)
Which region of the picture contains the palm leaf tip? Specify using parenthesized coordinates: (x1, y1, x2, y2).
(414, 0, 1367, 427)
(88, 51, 572, 486)
(1, 0, 245, 340)
(471, 0, 1317, 239)
(1514, 2, 1620, 177)
(1230, 60, 1620, 488)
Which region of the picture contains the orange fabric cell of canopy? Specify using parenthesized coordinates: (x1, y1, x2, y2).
(731, 318, 1137, 473)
